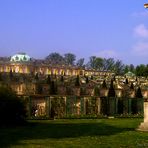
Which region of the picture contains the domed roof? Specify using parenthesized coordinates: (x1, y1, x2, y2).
(125, 71, 135, 77)
(10, 53, 31, 62)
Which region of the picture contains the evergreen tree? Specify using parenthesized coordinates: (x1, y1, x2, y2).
(108, 79, 115, 97)
(85, 76, 89, 84)
(60, 75, 64, 82)
(113, 75, 116, 81)
(75, 75, 80, 86)
(124, 65, 129, 74)
(47, 74, 51, 84)
(130, 82, 134, 90)
(135, 87, 143, 98)
(102, 80, 107, 89)
(9, 69, 13, 80)
(129, 64, 135, 73)
(125, 78, 128, 84)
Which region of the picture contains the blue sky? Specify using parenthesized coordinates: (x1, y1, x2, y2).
(0, 0, 148, 65)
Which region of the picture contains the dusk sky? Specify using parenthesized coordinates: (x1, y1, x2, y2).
(0, 0, 148, 65)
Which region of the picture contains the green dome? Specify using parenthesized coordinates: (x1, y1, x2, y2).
(10, 53, 31, 62)
(125, 71, 135, 77)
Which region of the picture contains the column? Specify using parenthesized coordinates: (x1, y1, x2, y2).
(137, 100, 148, 131)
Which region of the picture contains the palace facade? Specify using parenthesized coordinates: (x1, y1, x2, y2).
(0, 53, 114, 76)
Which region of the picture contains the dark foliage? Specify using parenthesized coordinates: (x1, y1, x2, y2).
(113, 75, 116, 81)
(135, 64, 148, 76)
(66, 86, 73, 95)
(9, 69, 13, 80)
(50, 81, 57, 95)
(135, 87, 143, 98)
(102, 80, 107, 89)
(117, 99, 123, 114)
(85, 76, 89, 84)
(80, 87, 86, 96)
(54, 73, 57, 79)
(0, 86, 27, 125)
(60, 75, 64, 82)
(108, 79, 115, 97)
(0, 72, 2, 81)
(36, 83, 43, 94)
(94, 87, 100, 96)
(64, 53, 76, 65)
(47, 75, 51, 84)
(131, 99, 138, 114)
(75, 75, 80, 87)
(45, 52, 64, 65)
(130, 83, 134, 90)
(125, 78, 128, 84)
(100, 97, 108, 115)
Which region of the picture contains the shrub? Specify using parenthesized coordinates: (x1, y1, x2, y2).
(0, 86, 27, 125)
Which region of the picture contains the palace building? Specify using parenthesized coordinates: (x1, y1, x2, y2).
(0, 53, 115, 76)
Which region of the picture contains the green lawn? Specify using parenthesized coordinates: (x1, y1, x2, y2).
(0, 118, 148, 148)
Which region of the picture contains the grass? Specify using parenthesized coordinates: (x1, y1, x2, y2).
(0, 118, 148, 148)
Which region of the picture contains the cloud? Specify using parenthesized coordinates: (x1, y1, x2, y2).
(94, 50, 118, 59)
(133, 24, 148, 38)
(131, 11, 148, 17)
(131, 41, 148, 56)
(132, 24, 148, 57)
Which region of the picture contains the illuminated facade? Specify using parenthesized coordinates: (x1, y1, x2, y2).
(0, 53, 115, 76)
